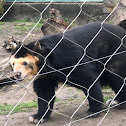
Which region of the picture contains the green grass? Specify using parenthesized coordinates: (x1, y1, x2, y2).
(10, 18, 32, 23)
(0, 22, 5, 25)
(103, 85, 111, 89)
(10, 19, 44, 25)
(65, 97, 74, 101)
(64, 18, 69, 22)
(0, 101, 38, 115)
(0, 96, 113, 115)
(13, 22, 42, 32)
(14, 25, 29, 31)
(0, 19, 43, 28)
(104, 96, 112, 103)
(55, 98, 61, 102)
(0, 98, 62, 115)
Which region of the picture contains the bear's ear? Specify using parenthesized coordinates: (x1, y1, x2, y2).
(33, 40, 42, 52)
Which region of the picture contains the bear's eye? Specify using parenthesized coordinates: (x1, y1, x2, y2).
(13, 63, 15, 66)
(23, 62, 28, 66)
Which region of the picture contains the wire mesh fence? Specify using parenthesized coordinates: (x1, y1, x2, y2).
(1, 0, 126, 126)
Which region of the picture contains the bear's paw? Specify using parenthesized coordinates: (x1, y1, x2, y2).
(29, 115, 47, 124)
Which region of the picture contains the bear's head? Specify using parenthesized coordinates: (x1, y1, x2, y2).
(10, 41, 45, 81)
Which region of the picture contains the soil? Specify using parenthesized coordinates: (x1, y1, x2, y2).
(0, 22, 126, 126)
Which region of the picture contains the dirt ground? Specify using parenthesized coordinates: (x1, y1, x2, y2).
(0, 22, 126, 126)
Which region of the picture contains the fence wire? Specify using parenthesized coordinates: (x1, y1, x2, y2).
(1, 0, 126, 126)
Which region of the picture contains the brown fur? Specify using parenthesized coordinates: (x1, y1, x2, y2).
(10, 54, 39, 80)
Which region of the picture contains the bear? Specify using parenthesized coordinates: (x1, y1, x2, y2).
(9, 22, 126, 124)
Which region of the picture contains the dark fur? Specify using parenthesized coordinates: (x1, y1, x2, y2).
(0, 76, 16, 89)
(12, 22, 126, 122)
(118, 20, 126, 31)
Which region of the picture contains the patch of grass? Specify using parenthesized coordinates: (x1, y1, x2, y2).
(55, 98, 61, 102)
(10, 18, 31, 23)
(64, 18, 69, 22)
(64, 84, 70, 87)
(11, 19, 43, 26)
(104, 96, 112, 103)
(108, 20, 113, 24)
(65, 97, 74, 101)
(14, 22, 42, 32)
(14, 25, 31, 31)
(34, 19, 44, 24)
(16, 31, 23, 35)
(103, 85, 111, 89)
(0, 22, 5, 25)
(81, 96, 86, 100)
(0, 100, 38, 115)
(56, 113, 61, 116)
(0, 98, 63, 115)
(76, 89, 82, 92)
(36, 22, 42, 27)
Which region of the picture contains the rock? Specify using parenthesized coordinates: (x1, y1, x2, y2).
(112, 0, 126, 25)
(103, 0, 118, 8)
(120, 0, 126, 6)
(41, 8, 70, 36)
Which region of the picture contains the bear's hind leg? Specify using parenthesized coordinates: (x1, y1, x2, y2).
(106, 74, 126, 109)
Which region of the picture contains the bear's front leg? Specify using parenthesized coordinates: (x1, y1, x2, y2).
(29, 98, 55, 123)
(29, 77, 56, 124)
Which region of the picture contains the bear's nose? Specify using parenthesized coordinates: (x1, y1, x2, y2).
(14, 72, 21, 80)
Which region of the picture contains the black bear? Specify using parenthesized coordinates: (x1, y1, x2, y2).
(10, 22, 126, 123)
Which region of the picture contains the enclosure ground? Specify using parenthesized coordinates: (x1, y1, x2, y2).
(0, 21, 126, 126)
